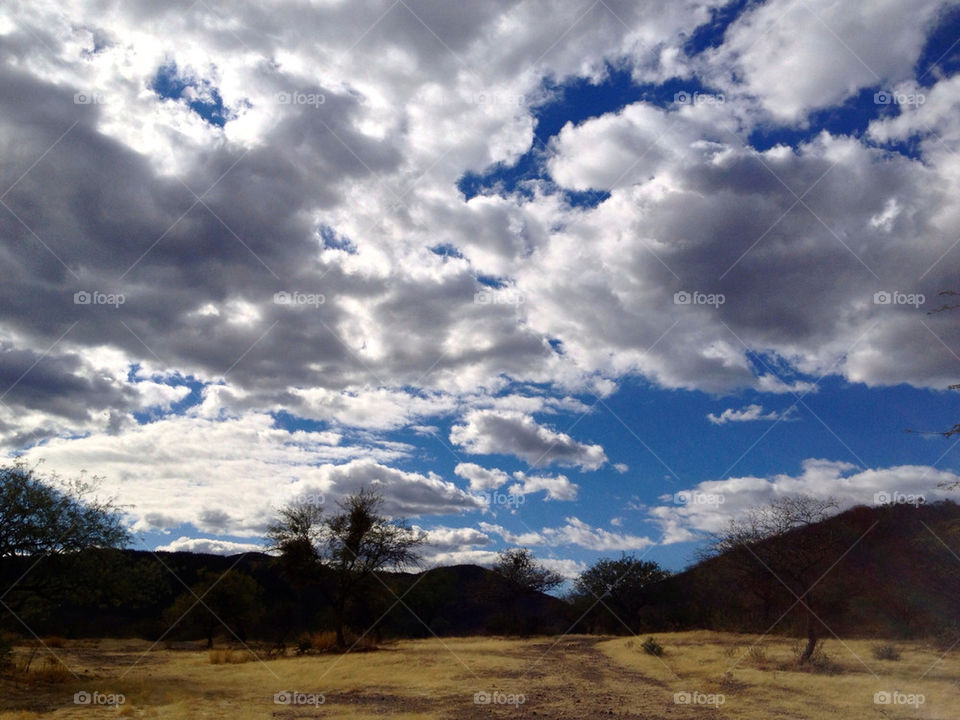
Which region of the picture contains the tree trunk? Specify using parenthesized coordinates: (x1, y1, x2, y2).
(799, 615, 817, 664)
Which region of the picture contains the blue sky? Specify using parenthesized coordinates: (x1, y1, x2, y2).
(3, 0, 960, 577)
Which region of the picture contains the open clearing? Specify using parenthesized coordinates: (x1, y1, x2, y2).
(2, 632, 958, 719)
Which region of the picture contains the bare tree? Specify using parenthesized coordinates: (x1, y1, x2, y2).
(706, 496, 840, 664)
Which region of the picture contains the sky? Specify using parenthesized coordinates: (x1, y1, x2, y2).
(2, 0, 960, 577)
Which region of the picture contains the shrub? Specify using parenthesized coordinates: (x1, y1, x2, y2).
(746, 644, 768, 665)
(872, 643, 901, 661)
(44, 636, 66, 649)
(641, 637, 664, 657)
(791, 640, 838, 673)
(13, 652, 72, 683)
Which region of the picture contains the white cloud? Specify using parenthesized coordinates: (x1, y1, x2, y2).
(508, 471, 579, 501)
(707, 403, 796, 425)
(454, 462, 510, 491)
(706, 0, 946, 122)
(648, 458, 960, 544)
(155, 537, 263, 555)
(17, 412, 483, 536)
(450, 409, 607, 470)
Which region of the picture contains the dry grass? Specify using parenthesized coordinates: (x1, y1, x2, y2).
(208, 649, 257, 665)
(0, 632, 957, 718)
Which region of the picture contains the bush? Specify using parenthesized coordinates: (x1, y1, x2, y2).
(746, 644, 768, 665)
(791, 640, 838, 673)
(641, 636, 664, 657)
(872, 643, 901, 661)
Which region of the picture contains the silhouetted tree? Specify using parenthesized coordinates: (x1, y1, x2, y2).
(488, 548, 563, 634)
(571, 555, 670, 633)
(268, 489, 423, 647)
(0, 462, 128, 617)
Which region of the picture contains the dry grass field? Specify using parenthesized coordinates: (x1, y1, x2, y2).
(2, 631, 957, 718)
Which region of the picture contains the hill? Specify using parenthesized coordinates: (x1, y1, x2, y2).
(634, 500, 960, 640)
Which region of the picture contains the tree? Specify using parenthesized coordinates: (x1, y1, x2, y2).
(487, 548, 563, 635)
(0, 462, 128, 614)
(706, 495, 841, 664)
(0, 462, 129, 559)
(571, 555, 670, 633)
(267, 489, 424, 647)
(164, 569, 263, 649)
(492, 548, 563, 594)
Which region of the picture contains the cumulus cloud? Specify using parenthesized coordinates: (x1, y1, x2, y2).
(648, 458, 960, 544)
(705, 0, 946, 122)
(155, 537, 263, 555)
(454, 462, 511, 491)
(507, 471, 579, 501)
(16, 412, 484, 536)
(450, 409, 607, 470)
(4, 0, 960, 564)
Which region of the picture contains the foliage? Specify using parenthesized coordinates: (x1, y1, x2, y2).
(492, 548, 563, 594)
(571, 555, 670, 633)
(0, 462, 129, 559)
(641, 636, 664, 656)
(267, 488, 424, 646)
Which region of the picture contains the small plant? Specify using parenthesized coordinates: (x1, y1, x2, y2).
(44, 636, 66, 649)
(746, 644, 768, 665)
(872, 643, 901, 661)
(641, 636, 664, 657)
(792, 640, 838, 673)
